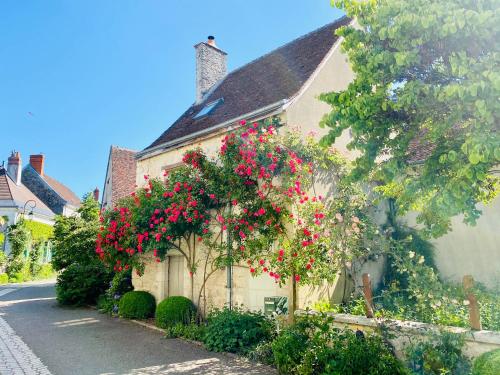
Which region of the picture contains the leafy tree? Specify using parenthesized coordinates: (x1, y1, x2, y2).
(321, 0, 500, 237)
(52, 194, 101, 271)
(53, 193, 111, 305)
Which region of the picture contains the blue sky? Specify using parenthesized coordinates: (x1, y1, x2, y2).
(0, 1, 344, 199)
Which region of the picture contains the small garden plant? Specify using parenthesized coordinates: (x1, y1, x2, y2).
(203, 306, 274, 354)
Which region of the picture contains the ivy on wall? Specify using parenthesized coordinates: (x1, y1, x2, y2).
(24, 220, 54, 242)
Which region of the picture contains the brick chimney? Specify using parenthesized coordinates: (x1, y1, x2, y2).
(93, 187, 100, 202)
(194, 36, 227, 104)
(29, 154, 45, 176)
(7, 151, 22, 185)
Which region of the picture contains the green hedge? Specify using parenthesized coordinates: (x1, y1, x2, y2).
(0, 273, 8, 284)
(473, 349, 500, 375)
(56, 263, 111, 305)
(119, 291, 156, 319)
(156, 296, 196, 328)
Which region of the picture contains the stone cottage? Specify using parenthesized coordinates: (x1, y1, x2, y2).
(131, 16, 499, 312)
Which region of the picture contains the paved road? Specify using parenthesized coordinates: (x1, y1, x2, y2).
(0, 282, 275, 375)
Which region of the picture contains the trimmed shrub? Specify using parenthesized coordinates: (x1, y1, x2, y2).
(155, 296, 196, 328)
(473, 349, 500, 375)
(56, 263, 112, 306)
(203, 307, 273, 354)
(119, 291, 156, 319)
(0, 273, 8, 284)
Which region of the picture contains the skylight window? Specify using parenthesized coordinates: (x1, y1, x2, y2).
(193, 98, 223, 119)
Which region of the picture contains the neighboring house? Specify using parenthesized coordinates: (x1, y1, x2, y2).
(129, 16, 498, 311)
(133, 17, 358, 310)
(101, 146, 137, 210)
(0, 152, 55, 254)
(21, 154, 80, 216)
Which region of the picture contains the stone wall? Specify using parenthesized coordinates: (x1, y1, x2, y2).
(296, 311, 500, 359)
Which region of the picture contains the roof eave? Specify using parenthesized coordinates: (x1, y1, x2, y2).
(136, 99, 288, 160)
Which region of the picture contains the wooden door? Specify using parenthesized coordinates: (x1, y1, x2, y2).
(168, 256, 184, 297)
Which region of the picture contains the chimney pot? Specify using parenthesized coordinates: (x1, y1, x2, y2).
(29, 154, 45, 176)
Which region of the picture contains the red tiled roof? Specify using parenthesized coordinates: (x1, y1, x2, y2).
(144, 16, 351, 152)
(110, 146, 137, 206)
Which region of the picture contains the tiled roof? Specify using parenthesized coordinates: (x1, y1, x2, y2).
(43, 174, 81, 207)
(0, 167, 55, 217)
(144, 16, 351, 152)
(110, 146, 137, 206)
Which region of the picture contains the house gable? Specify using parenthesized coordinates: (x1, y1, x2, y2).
(139, 16, 351, 158)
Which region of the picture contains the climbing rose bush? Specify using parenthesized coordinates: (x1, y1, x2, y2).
(97, 119, 378, 307)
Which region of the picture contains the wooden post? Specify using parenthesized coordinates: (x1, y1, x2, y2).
(362, 273, 374, 318)
(463, 275, 482, 331)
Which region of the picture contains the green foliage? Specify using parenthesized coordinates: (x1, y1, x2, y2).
(118, 291, 156, 319)
(24, 220, 53, 241)
(164, 322, 206, 342)
(323, 0, 500, 237)
(473, 349, 500, 375)
(155, 296, 196, 328)
(0, 250, 7, 269)
(0, 273, 8, 284)
(272, 319, 312, 374)
(375, 236, 500, 330)
(56, 263, 112, 306)
(52, 196, 101, 272)
(272, 314, 407, 375)
(203, 307, 273, 354)
(53, 193, 113, 305)
(34, 264, 55, 280)
(7, 220, 31, 259)
(406, 331, 471, 375)
(0, 233, 4, 247)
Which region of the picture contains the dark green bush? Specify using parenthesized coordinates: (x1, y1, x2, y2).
(155, 296, 196, 328)
(406, 331, 471, 375)
(119, 291, 156, 319)
(56, 263, 112, 306)
(472, 349, 500, 375)
(165, 322, 206, 341)
(272, 319, 312, 373)
(273, 315, 407, 375)
(203, 307, 273, 354)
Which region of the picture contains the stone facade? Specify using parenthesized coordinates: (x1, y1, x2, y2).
(194, 41, 227, 104)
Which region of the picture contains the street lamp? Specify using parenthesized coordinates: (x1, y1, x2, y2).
(22, 199, 36, 219)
